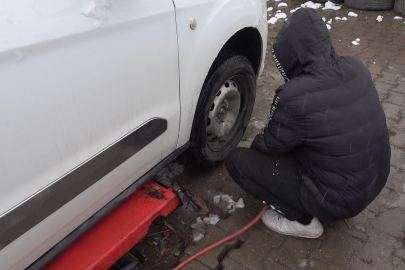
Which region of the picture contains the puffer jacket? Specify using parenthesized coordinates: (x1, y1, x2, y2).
(251, 8, 391, 221)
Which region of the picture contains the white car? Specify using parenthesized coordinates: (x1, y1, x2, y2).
(0, 0, 267, 269)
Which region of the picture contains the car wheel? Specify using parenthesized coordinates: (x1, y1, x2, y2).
(190, 53, 256, 166)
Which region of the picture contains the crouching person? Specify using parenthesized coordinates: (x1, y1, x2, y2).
(225, 8, 391, 238)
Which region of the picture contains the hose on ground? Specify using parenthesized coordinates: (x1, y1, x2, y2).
(173, 205, 269, 270)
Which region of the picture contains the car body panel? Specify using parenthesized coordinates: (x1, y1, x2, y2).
(0, 0, 179, 269)
(173, 0, 268, 148)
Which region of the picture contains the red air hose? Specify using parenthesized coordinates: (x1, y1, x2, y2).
(173, 205, 269, 270)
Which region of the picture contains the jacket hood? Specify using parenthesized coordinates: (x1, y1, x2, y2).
(272, 8, 339, 80)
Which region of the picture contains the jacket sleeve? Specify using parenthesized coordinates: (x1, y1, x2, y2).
(251, 95, 302, 155)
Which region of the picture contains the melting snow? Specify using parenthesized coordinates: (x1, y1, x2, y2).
(278, 3, 287, 7)
(290, 7, 301, 13)
(327, 19, 332, 24)
(272, 0, 282, 2)
(336, 17, 347, 21)
(326, 24, 331, 30)
(376, 15, 383, 22)
(275, 12, 287, 19)
(301, 1, 322, 9)
(268, 17, 278, 24)
(356, 38, 360, 42)
(322, 17, 326, 22)
(322, 1, 341, 10)
(192, 232, 204, 243)
(394, 16, 403, 20)
(348, 11, 358, 17)
(203, 214, 220, 225)
(298, 259, 307, 268)
(352, 41, 359, 45)
(213, 194, 245, 213)
(267, 7, 273, 11)
(277, 10, 281, 13)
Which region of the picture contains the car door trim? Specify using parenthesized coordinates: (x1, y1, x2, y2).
(0, 118, 167, 250)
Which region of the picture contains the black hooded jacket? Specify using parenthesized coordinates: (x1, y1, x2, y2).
(251, 8, 391, 221)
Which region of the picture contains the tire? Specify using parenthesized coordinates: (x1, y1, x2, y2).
(344, 0, 395, 10)
(189, 53, 256, 166)
(394, 0, 405, 15)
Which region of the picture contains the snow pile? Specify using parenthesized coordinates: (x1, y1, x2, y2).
(376, 15, 383, 22)
(203, 214, 220, 225)
(335, 17, 347, 21)
(322, 1, 341, 10)
(394, 16, 403, 20)
(268, 17, 278, 24)
(278, 2, 287, 7)
(352, 39, 360, 46)
(191, 214, 221, 244)
(275, 12, 287, 19)
(191, 217, 205, 243)
(80, 0, 112, 29)
(267, 7, 273, 11)
(158, 163, 184, 179)
(213, 194, 245, 213)
(290, 7, 301, 13)
(348, 12, 358, 17)
(301, 1, 322, 9)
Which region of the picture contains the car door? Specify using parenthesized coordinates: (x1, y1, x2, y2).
(0, 0, 180, 269)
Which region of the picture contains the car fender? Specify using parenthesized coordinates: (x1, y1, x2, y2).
(174, 0, 268, 148)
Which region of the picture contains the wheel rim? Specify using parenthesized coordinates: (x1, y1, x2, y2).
(206, 79, 241, 146)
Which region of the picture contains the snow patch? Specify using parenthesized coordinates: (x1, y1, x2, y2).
(298, 259, 307, 268)
(203, 214, 220, 225)
(301, 1, 322, 9)
(348, 11, 358, 17)
(192, 232, 204, 243)
(322, 17, 326, 22)
(267, 7, 273, 11)
(213, 194, 245, 213)
(376, 15, 383, 22)
(326, 24, 331, 30)
(327, 19, 332, 24)
(322, 1, 341, 10)
(290, 7, 301, 13)
(275, 12, 287, 19)
(394, 16, 403, 20)
(356, 38, 360, 42)
(278, 3, 287, 7)
(277, 10, 281, 13)
(268, 17, 278, 24)
(352, 41, 359, 45)
(336, 17, 347, 21)
(14, 51, 24, 61)
(158, 163, 184, 179)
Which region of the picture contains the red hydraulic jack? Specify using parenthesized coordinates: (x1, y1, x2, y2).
(44, 176, 199, 270)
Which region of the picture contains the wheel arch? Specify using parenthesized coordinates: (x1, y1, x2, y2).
(218, 27, 263, 77)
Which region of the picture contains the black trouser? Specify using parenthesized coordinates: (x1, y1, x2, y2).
(225, 147, 308, 221)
